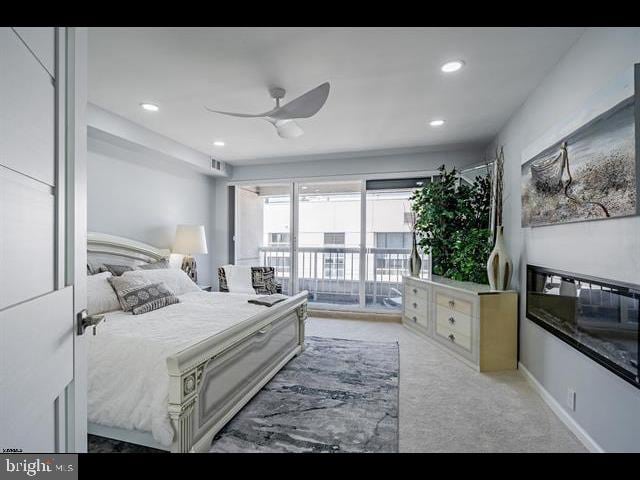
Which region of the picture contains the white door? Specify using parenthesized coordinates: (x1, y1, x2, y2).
(0, 27, 88, 453)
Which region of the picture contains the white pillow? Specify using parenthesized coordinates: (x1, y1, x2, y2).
(122, 268, 201, 296)
(221, 265, 255, 294)
(87, 271, 121, 315)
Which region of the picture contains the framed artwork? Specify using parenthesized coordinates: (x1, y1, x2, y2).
(521, 64, 638, 227)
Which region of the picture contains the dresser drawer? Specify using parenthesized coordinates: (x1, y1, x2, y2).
(405, 281, 427, 298)
(435, 305, 472, 337)
(435, 322, 472, 351)
(435, 292, 473, 317)
(405, 296, 427, 313)
(404, 310, 428, 328)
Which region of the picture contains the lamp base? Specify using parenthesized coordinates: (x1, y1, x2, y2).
(181, 255, 198, 284)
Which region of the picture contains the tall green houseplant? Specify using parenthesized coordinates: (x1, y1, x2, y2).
(411, 165, 492, 284)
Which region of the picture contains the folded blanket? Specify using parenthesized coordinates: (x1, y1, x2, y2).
(248, 294, 288, 307)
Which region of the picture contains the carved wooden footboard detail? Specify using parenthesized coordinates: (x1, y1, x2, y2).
(296, 302, 308, 350)
(166, 291, 308, 453)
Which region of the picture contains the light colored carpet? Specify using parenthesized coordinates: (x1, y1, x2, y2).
(306, 317, 587, 453)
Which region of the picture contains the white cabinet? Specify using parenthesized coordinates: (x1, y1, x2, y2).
(402, 275, 518, 372)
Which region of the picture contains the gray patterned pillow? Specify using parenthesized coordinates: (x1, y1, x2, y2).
(108, 276, 179, 315)
(251, 267, 280, 294)
(101, 264, 134, 276)
(136, 258, 170, 270)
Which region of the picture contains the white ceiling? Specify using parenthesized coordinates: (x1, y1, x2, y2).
(88, 27, 584, 166)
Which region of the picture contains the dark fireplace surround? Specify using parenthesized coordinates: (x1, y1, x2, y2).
(526, 265, 640, 389)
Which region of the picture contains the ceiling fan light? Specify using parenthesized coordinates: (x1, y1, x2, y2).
(274, 119, 304, 138)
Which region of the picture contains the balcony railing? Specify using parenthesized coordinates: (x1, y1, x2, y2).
(259, 246, 429, 309)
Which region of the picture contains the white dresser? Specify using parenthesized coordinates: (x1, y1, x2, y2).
(402, 275, 518, 371)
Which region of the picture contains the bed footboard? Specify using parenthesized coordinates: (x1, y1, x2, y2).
(166, 292, 308, 453)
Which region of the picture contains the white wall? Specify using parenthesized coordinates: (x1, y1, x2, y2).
(87, 136, 216, 286)
(489, 27, 640, 452)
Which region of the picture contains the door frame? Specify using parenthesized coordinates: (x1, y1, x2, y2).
(63, 26, 88, 453)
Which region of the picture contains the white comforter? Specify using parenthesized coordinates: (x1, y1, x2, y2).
(88, 291, 268, 446)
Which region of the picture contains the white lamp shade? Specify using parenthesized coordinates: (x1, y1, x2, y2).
(173, 224, 208, 255)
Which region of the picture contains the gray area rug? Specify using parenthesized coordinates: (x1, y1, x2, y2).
(210, 336, 399, 452)
(88, 336, 399, 453)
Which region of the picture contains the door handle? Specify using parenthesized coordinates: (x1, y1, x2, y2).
(77, 309, 105, 336)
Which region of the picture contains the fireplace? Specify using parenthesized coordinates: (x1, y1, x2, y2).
(526, 265, 639, 388)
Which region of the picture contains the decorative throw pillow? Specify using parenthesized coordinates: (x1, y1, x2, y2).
(251, 267, 279, 294)
(101, 264, 134, 276)
(136, 258, 170, 270)
(108, 276, 179, 315)
(217, 267, 229, 292)
(87, 262, 104, 275)
(121, 269, 201, 296)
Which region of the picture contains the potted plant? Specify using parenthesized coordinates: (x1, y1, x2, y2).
(411, 165, 492, 284)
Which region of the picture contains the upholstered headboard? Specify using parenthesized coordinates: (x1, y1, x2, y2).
(87, 232, 180, 272)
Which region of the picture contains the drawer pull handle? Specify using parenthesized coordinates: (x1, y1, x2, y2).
(412, 316, 417, 322)
(448, 300, 455, 308)
(412, 302, 417, 309)
(413, 288, 418, 294)
(448, 333, 455, 342)
(448, 316, 455, 324)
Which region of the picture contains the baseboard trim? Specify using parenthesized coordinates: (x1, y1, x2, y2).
(308, 309, 401, 323)
(518, 362, 604, 453)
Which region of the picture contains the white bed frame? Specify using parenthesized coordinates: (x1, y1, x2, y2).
(87, 232, 308, 453)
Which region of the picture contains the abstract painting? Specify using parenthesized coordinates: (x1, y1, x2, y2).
(521, 65, 638, 227)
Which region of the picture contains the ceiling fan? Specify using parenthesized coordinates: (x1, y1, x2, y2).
(204, 82, 330, 139)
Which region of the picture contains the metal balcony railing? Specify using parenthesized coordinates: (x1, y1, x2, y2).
(258, 245, 429, 309)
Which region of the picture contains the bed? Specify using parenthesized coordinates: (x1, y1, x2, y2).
(86, 232, 308, 453)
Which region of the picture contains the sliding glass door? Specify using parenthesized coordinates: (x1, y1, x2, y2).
(365, 185, 430, 309)
(296, 181, 362, 307)
(235, 183, 292, 294)
(234, 177, 430, 311)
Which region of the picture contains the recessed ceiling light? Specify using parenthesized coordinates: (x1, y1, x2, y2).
(140, 103, 159, 112)
(213, 141, 225, 147)
(429, 119, 445, 127)
(441, 60, 465, 73)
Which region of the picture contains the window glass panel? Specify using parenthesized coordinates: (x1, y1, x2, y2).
(366, 190, 429, 309)
(323, 232, 345, 245)
(298, 181, 361, 306)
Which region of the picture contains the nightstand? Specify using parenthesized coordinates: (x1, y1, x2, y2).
(198, 284, 212, 292)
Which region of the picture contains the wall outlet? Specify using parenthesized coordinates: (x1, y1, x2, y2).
(567, 389, 576, 411)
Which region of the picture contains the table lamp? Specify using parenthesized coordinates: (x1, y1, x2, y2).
(173, 224, 208, 283)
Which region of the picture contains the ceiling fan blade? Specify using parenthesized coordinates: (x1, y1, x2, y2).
(204, 106, 277, 118)
(268, 119, 304, 138)
(268, 82, 330, 120)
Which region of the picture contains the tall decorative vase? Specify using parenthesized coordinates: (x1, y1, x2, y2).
(487, 226, 512, 290)
(409, 232, 422, 277)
